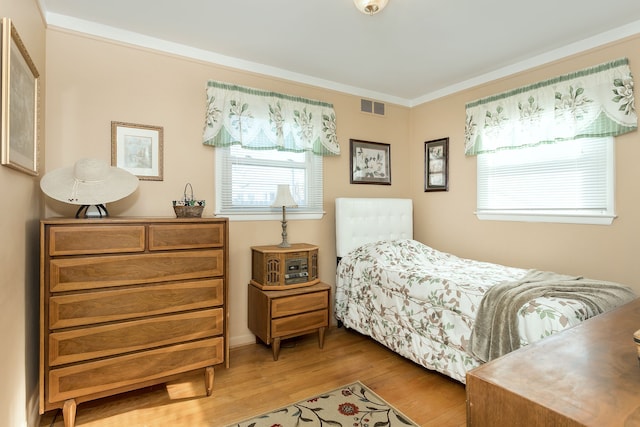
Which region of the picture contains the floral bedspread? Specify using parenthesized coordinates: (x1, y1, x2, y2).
(334, 239, 597, 383)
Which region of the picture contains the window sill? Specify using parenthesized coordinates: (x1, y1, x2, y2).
(475, 211, 616, 225)
(214, 211, 325, 222)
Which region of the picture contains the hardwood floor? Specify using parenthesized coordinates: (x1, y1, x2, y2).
(39, 327, 467, 427)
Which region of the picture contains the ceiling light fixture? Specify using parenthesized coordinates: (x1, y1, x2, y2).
(353, 0, 389, 15)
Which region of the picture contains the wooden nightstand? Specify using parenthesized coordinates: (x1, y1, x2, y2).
(247, 282, 330, 360)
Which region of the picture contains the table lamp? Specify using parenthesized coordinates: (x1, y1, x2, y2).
(271, 184, 297, 247)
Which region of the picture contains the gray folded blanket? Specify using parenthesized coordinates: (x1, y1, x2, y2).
(470, 269, 636, 363)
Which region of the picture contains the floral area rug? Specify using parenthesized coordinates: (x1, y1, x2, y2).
(225, 381, 418, 427)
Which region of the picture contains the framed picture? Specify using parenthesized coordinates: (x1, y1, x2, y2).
(1, 18, 40, 175)
(111, 121, 163, 181)
(350, 139, 391, 185)
(424, 137, 449, 192)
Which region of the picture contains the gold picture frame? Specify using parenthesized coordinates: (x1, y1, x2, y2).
(111, 121, 164, 181)
(1, 17, 40, 175)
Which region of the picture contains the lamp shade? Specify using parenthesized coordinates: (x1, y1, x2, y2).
(353, 0, 389, 15)
(271, 184, 297, 208)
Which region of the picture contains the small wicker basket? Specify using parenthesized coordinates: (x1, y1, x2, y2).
(172, 183, 205, 218)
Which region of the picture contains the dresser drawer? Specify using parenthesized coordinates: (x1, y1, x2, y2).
(271, 291, 328, 318)
(149, 223, 225, 251)
(50, 279, 224, 329)
(49, 249, 224, 292)
(48, 337, 224, 403)
(49, 308, 224, 366)
(271, 309, 328, 338)
(48, 225, 146, 256)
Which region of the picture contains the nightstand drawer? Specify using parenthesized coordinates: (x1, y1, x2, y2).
(271, 309, 328, 338)
(271, 291, 328, 318)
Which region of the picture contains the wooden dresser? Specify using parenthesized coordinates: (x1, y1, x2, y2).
(466, 298, 640, 426)
(39, 217, 228, 427)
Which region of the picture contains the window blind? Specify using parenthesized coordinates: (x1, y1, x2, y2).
(215, 145, 323, 218)
(476, 137, 614, 223)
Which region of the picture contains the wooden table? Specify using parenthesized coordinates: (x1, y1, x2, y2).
(466, 298, 640, 426)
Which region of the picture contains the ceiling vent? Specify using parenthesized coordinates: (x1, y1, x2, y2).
(360, 99, 385, 116)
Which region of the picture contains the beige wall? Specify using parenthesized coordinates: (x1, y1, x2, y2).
(2, 1, 46, 426)
(410, 35, 640, 292)
(0, 6, 631, 426)
(43, 29, 411, 346)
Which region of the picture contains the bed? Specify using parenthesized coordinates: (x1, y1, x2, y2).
(334, 197, 636, 383)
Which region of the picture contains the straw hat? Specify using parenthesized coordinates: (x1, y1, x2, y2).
(40, 158, 139, 205)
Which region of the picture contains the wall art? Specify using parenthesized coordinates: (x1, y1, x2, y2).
(1, 17, 39, 175)
(350, 139, 391, 185)
(111, 121, 163, 181)
(424, 137, 449, 192)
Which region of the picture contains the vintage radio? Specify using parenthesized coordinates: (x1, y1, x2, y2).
(250, 243, 319, 290)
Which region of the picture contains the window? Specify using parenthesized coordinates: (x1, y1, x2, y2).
(202, 80, 339, 221)
(465, 59, 635, 225)
(476, 137, 615, 224)
(215, 145, 323, 220)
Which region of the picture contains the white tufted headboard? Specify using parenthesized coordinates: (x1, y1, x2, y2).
(335, 198, 413, 258)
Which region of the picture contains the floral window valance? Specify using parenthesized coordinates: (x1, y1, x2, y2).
(464, 57, 637, 156)
(202, 80, 340, 156)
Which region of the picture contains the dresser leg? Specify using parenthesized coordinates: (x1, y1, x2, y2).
(205, 366, 214, 396)
(272, 337, 281, 361)
(63, 399, 77, 427)
(318, 327, 326, 349)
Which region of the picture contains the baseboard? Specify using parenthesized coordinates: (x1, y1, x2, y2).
(230, 333, 256, 348)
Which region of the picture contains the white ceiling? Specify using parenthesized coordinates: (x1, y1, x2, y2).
(38, 0, 640, 106)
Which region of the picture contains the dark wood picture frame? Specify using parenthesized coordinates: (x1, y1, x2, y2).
(424, 137, 449, 192)
(350, 139, 391, 185)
